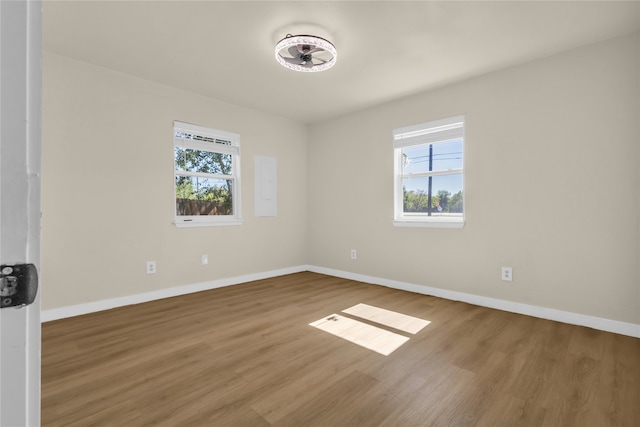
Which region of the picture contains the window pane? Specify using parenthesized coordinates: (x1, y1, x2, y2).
(175, 176, 233, 216)
(175, 147, 232, 175)
(402, 139, 463, 174)
(403, 174, 463, 215)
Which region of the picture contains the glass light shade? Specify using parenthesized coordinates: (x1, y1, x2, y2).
(275, 34, 337, 72)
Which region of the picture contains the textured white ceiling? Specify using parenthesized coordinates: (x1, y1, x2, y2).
(43, 1, 640, 124)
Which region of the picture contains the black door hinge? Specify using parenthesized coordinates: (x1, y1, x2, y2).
(0, 263, 38, 308)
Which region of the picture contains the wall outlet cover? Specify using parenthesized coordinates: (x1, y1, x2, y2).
(501, 267, 512, 282)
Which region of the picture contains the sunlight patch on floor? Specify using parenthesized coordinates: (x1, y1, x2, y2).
(309, 314, 410, 356)
(342, 303, 430, 334)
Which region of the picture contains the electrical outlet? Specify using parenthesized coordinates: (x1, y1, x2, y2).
(146, 261, 156, 275)
(501, 267, 512, 282)
(350, 249, 357, 260)
(201, 254, 208, 265)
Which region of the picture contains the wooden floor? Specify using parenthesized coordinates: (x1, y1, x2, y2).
(42, 272, 640, 426)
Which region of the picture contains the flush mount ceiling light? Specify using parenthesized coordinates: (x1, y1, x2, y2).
(275, 34, 337, 72)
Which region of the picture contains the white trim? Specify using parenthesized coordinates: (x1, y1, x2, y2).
(174, 138, 239, 155)
(0, 1, 42, 425)
(41, 265, 307, 322)
(402, 168, 463, 179)
(173, 218, 243, 228)
(393, 115, 464, 148)
(393, 219, 465, 228)
(41, 265, 640, 339)
(393, 131, 462, 149)
(175, 170, 233, 181)
(306, 266, 640, 338)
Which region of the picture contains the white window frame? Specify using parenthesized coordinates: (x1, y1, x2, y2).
(173, 121, 242, 227)
(393, 115, 465, 228)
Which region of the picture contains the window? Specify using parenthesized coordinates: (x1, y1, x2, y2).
(174, 121, 242, 227)
(393, 115, 465, 228)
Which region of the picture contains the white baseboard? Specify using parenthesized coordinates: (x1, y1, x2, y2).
(42, 264, 640, 338)
(41, 265, 307, 322)
(306, 265, 640, 338)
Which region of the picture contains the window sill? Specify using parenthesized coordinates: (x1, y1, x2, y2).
(393, 218, 465, 229)
(174, 219, 243, 228)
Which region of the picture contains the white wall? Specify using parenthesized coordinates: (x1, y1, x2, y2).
(307, 33, 640, 325)
(41, 53, 308, 310)
(42, 33, 639, 328)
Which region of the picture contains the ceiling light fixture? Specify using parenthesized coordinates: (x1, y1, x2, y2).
(275, 34, 337, 72)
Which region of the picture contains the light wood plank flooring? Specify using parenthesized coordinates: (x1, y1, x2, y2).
(42, 272, 640, 426)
